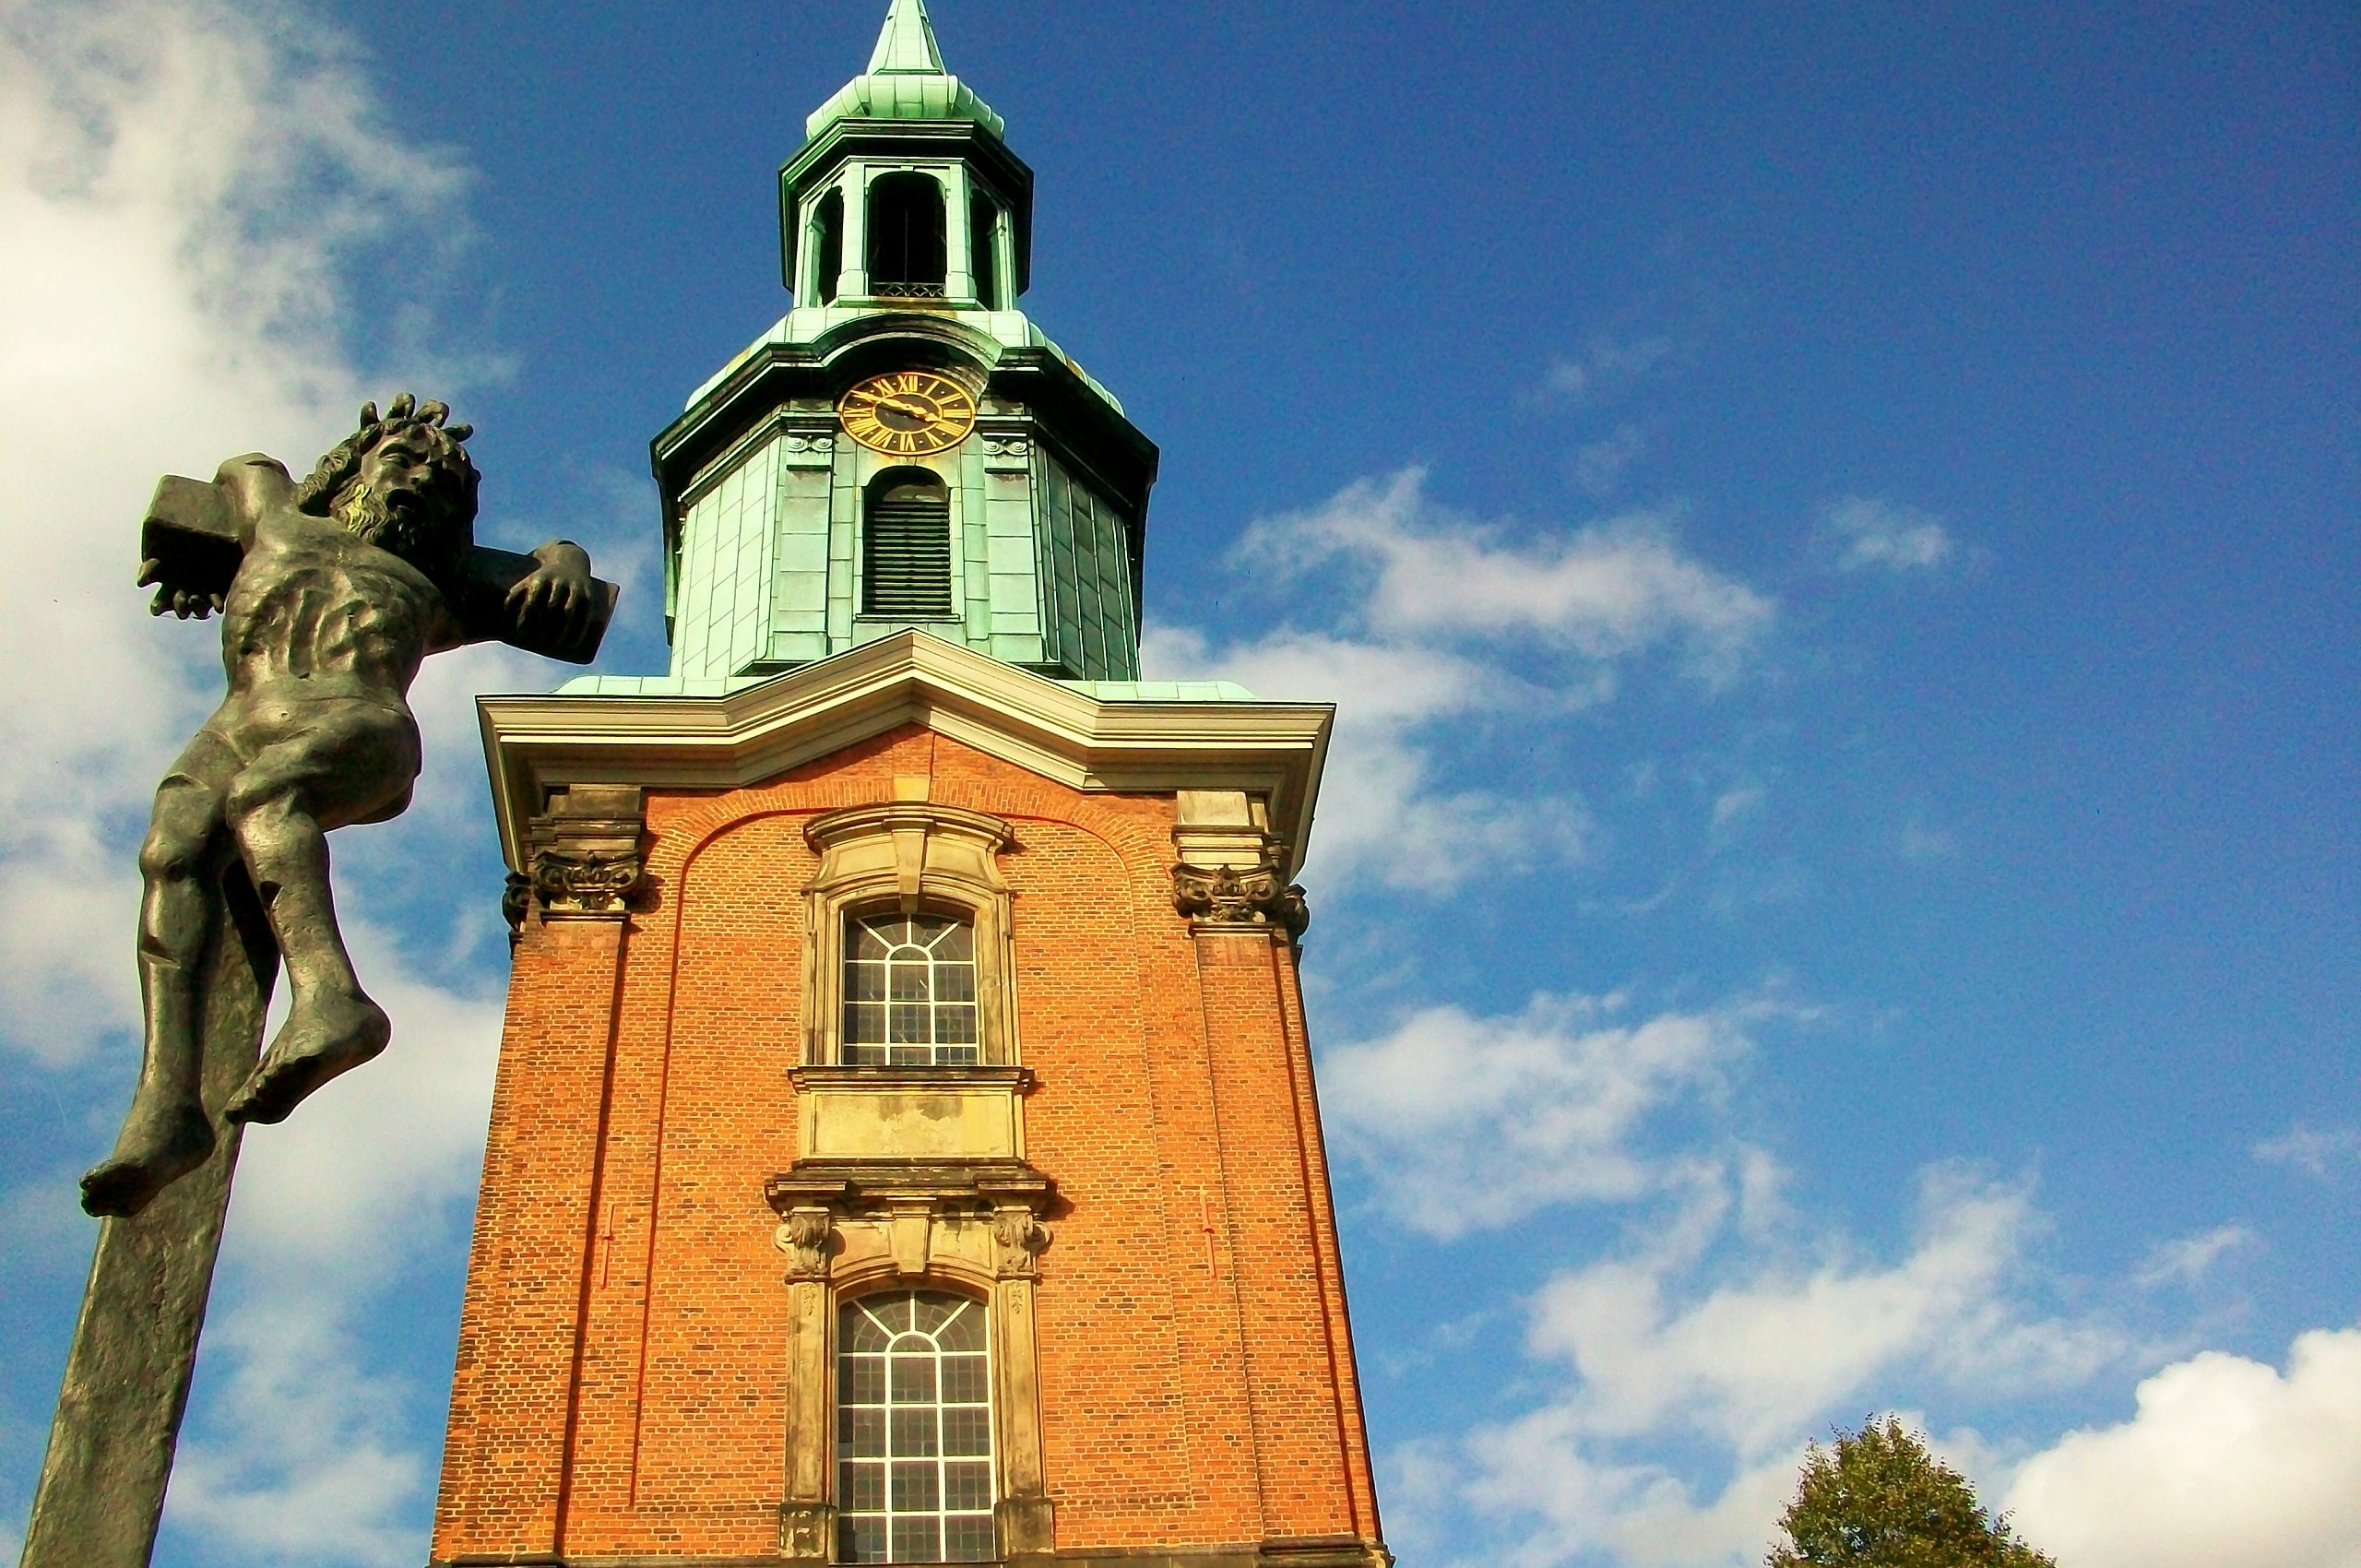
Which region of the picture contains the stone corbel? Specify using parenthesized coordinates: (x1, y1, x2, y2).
(511, 783, 647, 928)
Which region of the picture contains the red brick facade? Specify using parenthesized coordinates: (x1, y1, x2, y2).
(432, 724, 1386, 1565)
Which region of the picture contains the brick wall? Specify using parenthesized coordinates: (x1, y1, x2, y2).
(431, 725, 1382, 1562)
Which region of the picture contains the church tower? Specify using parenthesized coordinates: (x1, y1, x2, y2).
(431, 6, 1391, 1565)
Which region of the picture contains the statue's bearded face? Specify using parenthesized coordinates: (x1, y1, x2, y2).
(332, 427, 470, 573)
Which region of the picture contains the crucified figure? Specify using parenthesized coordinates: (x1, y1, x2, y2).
(80, 395, 614, 1218)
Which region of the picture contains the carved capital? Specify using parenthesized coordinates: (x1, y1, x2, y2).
(517, 784, 647, 922)
(990, 1206, 1050, 1278)
(774, 1206, 835, 1281)
(529, 847, 645, 916)
(1171, 860, 1310, 938)
(778, 1500, 836, 1561)
(501, 871, 531, 943)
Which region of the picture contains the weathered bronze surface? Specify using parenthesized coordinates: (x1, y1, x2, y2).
(81, 396, 613, 1219)
(20, 869, 274, 1568)
(24, 397, 616, 1568)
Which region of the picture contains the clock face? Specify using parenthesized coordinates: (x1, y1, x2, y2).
(836, 371, 978, 457)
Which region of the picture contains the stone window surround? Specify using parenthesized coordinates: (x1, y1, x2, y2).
(777, 785, 1056, 1562)
(771, 1165, 1055, 1564)
(800, 789, 1019, 1069)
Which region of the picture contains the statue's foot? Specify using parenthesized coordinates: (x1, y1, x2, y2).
(223, 990, 391, 1126)
(80, 1099, 217, 1218)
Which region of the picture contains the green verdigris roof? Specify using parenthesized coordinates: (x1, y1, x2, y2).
(805, 0, 1005, 141)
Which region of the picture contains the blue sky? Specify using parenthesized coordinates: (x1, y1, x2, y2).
(0, 2, 2354, 1564)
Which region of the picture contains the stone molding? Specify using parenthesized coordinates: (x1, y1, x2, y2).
(506, 784, 647, 933)
(434, 1538, 1392, 1567)
(476, 629, 1333, 880)
(765, 1156, 1057, 1231)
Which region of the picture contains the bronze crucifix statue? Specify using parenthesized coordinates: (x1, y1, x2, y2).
(22, 396, 615, 1568)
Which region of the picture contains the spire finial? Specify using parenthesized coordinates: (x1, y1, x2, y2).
(867, 0, 946, 75)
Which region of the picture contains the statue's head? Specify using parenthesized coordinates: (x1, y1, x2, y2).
(293, 394, 480, 576)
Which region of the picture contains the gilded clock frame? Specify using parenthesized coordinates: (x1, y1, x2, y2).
(836, 370, 979, 457)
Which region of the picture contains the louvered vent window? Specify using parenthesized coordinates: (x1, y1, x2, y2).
(864, 475, 953, 616)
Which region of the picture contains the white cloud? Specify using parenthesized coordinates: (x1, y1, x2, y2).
(2133, 1223, 2256, 1288)
(1321, 995, 1749, 1237)
(160, 1299, 426, 1567)
(1824, 496, 1956, 573)
(1150, 469, 1769, 889)
(1404, 1160, 2124, 1568)
(157, 922, 505, 1564)
(1523, 1168, 2118, 1456)
(1458, 1425, 1806, 1568)
(2256, 1123, 2361, 1177)
(2006, 1326, 2361, 1568)
(1144, 621, 1591, 891)
(222, 921, 505, 1266)
(1237, 469, 1772, 668)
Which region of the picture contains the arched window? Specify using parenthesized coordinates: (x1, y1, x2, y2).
(843, 911, 978, 1065)
(867, 172, 946, 298)
(862, 470, 953, 617)
(837, 1289, 995, 1564)
(967, 193, 999, 309)
(812, 187, 845, 305)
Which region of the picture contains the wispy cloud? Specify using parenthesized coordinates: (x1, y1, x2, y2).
(1545, 335, 1678, 405)
(1823, 496, 1957, 573)
(2133, 1223, 2256, 1289)
(1406, 1162, 2123, 1567)
(1236, 469, 1772, 667)
(1573, 423, 1650, 498)
(1152, 468, 1772, 890)
(2254, 1123, 2361, 1178)
(1321, 993, 1753, 1238)
(160, 1299, 428, 1567)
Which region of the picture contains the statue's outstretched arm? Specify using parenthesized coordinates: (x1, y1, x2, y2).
(446, 540, 617, 664)
(136, 455, 284, 619)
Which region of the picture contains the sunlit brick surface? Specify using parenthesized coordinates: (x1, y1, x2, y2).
(430, 726, 1382, 1562)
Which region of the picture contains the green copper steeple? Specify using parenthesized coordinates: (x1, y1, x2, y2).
(869, 0, 943, 71)
(569, 0, 1164, 698)
(805, 0, 1004, 140)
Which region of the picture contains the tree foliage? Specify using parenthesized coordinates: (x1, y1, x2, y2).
(1767, 1416, 2057, 1568)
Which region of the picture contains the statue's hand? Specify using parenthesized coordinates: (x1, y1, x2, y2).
(505, 540, 596, 647)
(137, 558, 223, 620)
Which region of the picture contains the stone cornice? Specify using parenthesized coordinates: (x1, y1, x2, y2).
(477, 631, 1332, 879)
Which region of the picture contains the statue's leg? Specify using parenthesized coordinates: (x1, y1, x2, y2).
(80, 750, 237, 1218)
(218, 712, 413, 1125)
